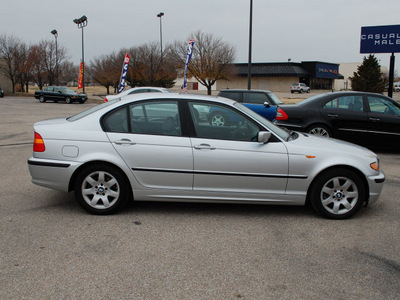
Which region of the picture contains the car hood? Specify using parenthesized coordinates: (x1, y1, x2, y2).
(287, 131, 376, 157)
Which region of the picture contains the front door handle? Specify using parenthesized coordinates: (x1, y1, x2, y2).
(194, 144, 216, 150)
(115, 139, 136, 145)
(327, 114, 338, 118)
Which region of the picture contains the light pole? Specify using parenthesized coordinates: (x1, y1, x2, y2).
(73, 15, 88, 93)
(247, 0, 253, 90)
(50, 29, 58, 85)
(157, 12, 164, 59)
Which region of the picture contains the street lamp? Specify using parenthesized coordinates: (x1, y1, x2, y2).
(157, 12, 164, 59)
(73, 15, 88, 93)
(247, 0, 253, 90)
(50, 29, 58, 85)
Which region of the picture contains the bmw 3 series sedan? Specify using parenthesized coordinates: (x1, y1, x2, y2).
(28, 93, 385, 219)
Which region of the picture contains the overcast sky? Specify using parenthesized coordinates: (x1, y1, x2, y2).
(2, 0, 400, 73)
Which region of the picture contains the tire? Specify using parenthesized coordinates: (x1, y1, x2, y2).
(39, 95, 46, 103)
(307, 89, 311, 93)
(209, 111, 229, 126)
(74, 164, 130, 215)
(291, 91, 294, 94)
(310, 168, 366, 219)
(65, 96, 72, 104)
(299, 89, 303, 94)
(307, 124, 332, 137)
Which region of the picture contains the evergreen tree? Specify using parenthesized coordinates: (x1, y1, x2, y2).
(350, 54, 386, 93)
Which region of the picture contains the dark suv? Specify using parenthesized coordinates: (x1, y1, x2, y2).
(217, 89, 283, 121)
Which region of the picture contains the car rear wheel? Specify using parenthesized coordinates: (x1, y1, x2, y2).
(65, 96, 72, 104)
(209, 111, 229, 126)
(74, 164, 130, 215)
(39, 96, 45, 103)
(310, 168, 366, 219)
(307, 125, 331, 137)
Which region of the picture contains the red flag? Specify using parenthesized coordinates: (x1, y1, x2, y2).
(78, 62, 84, 89)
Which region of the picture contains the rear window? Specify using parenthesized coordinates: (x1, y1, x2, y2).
(218, 91, 241, 102)
(67, 99, 120, 121)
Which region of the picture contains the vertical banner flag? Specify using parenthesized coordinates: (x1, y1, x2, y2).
(77, 62, 84, 89)
(183, 38, 195, 92)
(118, 54, 130, 93)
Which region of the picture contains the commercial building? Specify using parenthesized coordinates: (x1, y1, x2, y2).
(217, 61, 343, 92)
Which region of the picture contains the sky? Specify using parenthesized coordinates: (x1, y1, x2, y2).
(1, 0, 400, 74)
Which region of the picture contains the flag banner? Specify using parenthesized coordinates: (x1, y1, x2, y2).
(183, 38, 195, 92)
(118, 54, 130, 93)
(77, 62, 84, 89)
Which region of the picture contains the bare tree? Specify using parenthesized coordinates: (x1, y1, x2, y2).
(169, 30, 236, 95)
(0, 34, 22, 93)
(88, 53, 120, 94)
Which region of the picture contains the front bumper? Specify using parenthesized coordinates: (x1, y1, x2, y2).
(367, 171, 385, 205)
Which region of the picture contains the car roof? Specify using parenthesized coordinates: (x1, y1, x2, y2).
(218, 89, 272, 93)
(113, 92, 237, 106)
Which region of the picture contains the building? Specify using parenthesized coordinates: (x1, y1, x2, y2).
(217, 61, 343, 92)
(0, 59, 13, 94)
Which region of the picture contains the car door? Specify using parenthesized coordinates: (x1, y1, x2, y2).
(320, 95, 370, 141)
(103, 100, 193, 190)
(242, 92, 277, 121)
(366, 95, 400, 143)
(188, 101, 289, 196)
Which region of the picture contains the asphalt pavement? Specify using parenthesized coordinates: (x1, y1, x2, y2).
(1, 97, 399, 299)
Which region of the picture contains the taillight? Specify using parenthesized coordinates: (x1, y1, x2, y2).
(33, 132, 45, 152)
(276, 108, 288, 120)
(104, 97, 108, 103)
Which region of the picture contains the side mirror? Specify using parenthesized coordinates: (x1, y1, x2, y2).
(257, 131, 271, 144)
(263, 102, 270, 108)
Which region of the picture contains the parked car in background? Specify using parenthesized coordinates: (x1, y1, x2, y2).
(394, 82, 400, 92)
(104, 87, 171, 102)
(275, 91, 400, 147)
(0, 87, 4, 98)
(217, 89, 282, 121)
(34, 86, 87, 104)
(28, 93, 384, 219)
(290, 83, 310, 93)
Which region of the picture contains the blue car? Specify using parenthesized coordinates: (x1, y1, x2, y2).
(217, 89, 281, 122)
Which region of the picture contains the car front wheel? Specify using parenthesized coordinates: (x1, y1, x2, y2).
(65, 96, 72, 104)
(310, 168, 366, 219)
(74, 164, 130, 215)
(39, 96, 45, 103)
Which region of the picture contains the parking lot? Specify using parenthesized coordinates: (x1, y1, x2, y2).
(1, 96, 399, 299)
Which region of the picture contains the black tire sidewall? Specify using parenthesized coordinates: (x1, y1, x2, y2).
(310, 168, 366, 219)
(65, 97, 71, 104)
(74, 164, 130, 215)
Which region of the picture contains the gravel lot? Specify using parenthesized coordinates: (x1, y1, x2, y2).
(1, 96, 399, 299)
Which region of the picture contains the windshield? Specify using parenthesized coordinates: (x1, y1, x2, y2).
(234, 102, 290, 140)
(67, 99, 120, 121)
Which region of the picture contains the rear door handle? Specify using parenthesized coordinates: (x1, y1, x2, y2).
(115, 139, 136, 145)
(194, 144, 216, 150)
(369, 117, 380, 122)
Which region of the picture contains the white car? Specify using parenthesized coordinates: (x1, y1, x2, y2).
(28, 93, 385, 219)
(290, 83, 311, 94)
(104, 87, 171, 102)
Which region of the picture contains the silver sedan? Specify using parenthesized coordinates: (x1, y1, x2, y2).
(28, 93, 385, 219)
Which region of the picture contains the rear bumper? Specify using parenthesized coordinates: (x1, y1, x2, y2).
(28, 157, 82, 191)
